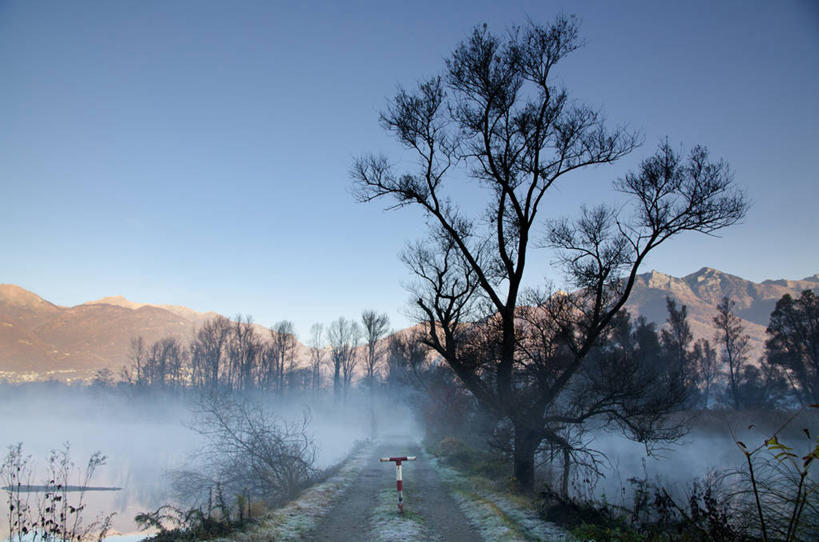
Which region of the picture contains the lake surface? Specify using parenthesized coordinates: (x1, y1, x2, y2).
(0, 386, 380, 540)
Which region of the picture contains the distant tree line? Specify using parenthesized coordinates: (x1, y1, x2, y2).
(560, 289, 818, 418)
(119, 311, 398, 401)
(699, 289, 819, 410)
(112, 289, 818, 412)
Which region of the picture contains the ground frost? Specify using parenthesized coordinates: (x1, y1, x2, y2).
(366, 487, 437, 542)
(431, 458, 572, 542)
(211, 443, 370, 542)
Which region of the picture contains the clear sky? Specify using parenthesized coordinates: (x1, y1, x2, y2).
(1, 0, 817, 338)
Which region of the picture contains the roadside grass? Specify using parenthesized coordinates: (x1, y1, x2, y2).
(366, 487, 437, 542)
(428, 444, 573, 542)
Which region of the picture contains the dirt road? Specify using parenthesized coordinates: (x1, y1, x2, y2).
(310, 438, 480, 541)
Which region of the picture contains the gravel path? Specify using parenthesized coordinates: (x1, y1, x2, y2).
(310, 438, 480, 541)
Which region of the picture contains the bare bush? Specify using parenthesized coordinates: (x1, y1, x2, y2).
(172, 394, 318, 511)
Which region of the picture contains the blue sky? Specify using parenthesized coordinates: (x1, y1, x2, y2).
(1, 0, 817, 337)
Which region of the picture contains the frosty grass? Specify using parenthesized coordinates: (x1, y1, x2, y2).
(430, 454, 572, 541)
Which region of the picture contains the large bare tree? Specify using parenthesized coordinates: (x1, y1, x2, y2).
(353, 17, 747, 490)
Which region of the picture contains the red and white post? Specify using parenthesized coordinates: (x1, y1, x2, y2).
(379, 456, 416, 513)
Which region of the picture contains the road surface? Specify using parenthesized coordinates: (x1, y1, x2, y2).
(310, 438, 480, 541)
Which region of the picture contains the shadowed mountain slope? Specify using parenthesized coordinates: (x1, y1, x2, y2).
(0, 286, 209, 380)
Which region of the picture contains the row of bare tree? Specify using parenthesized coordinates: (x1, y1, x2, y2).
(115, 291, 815, 414)
(121, 310, 398, 399)
(123, 316, 300, 393)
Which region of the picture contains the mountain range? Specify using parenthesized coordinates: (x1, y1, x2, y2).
(1, 267, 817, 382)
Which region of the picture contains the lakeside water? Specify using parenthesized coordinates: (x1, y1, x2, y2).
(0, 385, 381, 541)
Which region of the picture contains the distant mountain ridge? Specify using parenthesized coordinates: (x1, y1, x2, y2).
(624, 267, 819, 360)
(0, 284, 212, 381)
(1, 268, 817, 382)
(82, 295, 221, 325)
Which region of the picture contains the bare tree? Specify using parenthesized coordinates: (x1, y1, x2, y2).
(258, 342, 274, 391)
(353, 17, 747, 490)
(144, 337, 187, 389)
(229, 315, 262, 392)
(126, 336, 147, 386)
(714, 297, 751, 409)
(692, 338, 720, 409)
(308, 323, 325, 391)
(387, 329, 429, 388)
(190, 315, 232, 391)
(176, 394, 318, 509)
(361, 310, 390, 437)
(342, 323, 361, 397)
(327, 317, 361, 402)
(269, 320, 298, 393)
(361, 310, 390, 387)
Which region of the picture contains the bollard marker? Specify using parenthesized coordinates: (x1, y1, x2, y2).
(379, 456, 416, 513)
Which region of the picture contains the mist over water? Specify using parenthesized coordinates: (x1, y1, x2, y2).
(547, 409, 818, 509)
(0, 384, 412, 540)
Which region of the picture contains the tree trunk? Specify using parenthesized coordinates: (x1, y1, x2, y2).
(513, 425, 540, 492)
